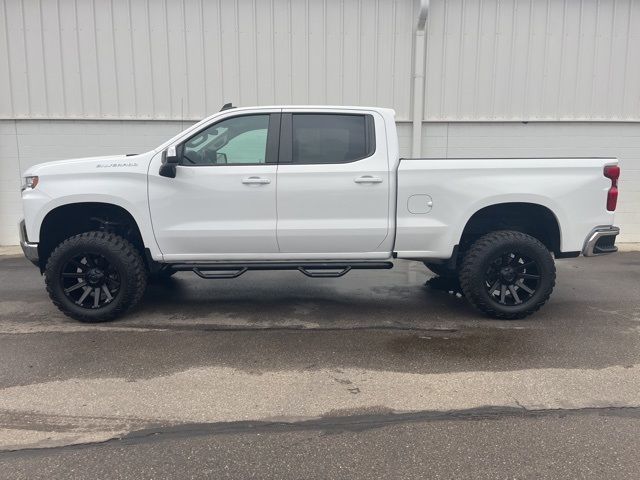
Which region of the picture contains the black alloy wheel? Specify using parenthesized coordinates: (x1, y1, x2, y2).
(484, 252, 540, 306)
(60, 253, 121, 309)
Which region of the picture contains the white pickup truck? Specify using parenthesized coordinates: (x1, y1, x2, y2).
(19, 105, 620, 323)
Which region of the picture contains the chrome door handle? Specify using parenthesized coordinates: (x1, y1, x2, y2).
(354, 175, 383, 184)
(242, 176, 271, 185)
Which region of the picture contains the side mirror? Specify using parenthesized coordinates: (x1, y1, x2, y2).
(164, 145, 179, 164)
(159, 145, 179, 178)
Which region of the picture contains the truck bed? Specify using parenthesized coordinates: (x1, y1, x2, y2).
(394, 157, 616, 259)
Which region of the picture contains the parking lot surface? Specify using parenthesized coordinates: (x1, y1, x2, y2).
(1, 253, 639, 478)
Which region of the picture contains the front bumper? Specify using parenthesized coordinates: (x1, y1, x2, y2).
(582, 226, 620, 257)
(19, 220, 39, 267)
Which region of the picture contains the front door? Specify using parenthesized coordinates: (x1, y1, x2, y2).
(276, 110, 391, 255)
(148, 112, 280, 261)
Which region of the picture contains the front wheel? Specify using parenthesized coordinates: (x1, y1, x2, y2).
(459, 230, 556, 320)
(44, 231, 147, 323)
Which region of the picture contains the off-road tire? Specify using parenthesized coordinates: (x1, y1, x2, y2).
(45, 231, 147, 322)
(459, 230, 555, 320)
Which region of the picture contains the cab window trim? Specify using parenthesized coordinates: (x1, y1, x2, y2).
(278, 112, 376, 165)
(176, 113, 281, 167)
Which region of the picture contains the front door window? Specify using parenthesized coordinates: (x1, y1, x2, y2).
(180, 115, 270, 166)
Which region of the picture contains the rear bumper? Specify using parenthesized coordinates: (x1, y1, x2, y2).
(19, 220, 39, 267)
(582, 226, 619, 257)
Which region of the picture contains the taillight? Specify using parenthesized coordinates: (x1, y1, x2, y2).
(604, 165, 620, 211)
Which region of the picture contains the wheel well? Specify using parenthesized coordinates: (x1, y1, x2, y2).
(460, 203, 561, 255)
(38, 203, 146, 270)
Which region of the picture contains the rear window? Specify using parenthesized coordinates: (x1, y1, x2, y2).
(291, 114, 375, 164)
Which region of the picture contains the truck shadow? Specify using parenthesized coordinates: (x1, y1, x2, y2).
(139, 271, 478, 328)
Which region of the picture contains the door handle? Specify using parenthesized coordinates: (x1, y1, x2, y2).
(354, 175, 383, 184)
(242, 176, 271, 185)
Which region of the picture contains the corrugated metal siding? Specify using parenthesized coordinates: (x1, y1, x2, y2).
(0, 0, 416, 120)
(1, 0, 639, 122)
(424, 0, 640, 121)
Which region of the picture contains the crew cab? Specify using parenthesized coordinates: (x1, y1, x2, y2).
(19, 105, 620, 322)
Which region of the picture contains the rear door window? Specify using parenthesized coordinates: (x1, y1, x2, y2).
(289, 114, 375, 164)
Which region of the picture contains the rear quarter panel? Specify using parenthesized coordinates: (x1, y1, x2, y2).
(395, 158, 617, 259)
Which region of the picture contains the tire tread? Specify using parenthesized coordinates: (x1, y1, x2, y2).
(44, 231, 147, 322)
(459, 230, 556, 320)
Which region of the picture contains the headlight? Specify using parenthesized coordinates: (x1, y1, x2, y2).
(22, 176, 39, 191)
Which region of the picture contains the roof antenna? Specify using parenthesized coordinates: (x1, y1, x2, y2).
(220, 102, 235, 112)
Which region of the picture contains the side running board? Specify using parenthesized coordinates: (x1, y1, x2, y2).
(172, 261, 393, 280)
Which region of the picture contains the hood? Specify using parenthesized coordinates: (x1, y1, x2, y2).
(23, 154, 144, 177)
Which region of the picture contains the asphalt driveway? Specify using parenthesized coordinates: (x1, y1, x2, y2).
(0, 253, 639, 478)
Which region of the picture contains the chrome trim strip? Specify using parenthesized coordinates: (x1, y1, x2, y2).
(582, 226, 620, 257)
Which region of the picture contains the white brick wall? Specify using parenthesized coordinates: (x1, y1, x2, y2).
(0, 121, 22, 246)
(1, 120, 639, 245)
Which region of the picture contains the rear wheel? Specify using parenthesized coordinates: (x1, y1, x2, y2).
(45, 231, 147, 322)
(459, 230, 555, 320)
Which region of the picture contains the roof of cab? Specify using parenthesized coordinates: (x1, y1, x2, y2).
(216, 105, 395, 116)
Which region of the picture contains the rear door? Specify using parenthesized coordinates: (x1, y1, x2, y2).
(276, 110, 391, 255)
